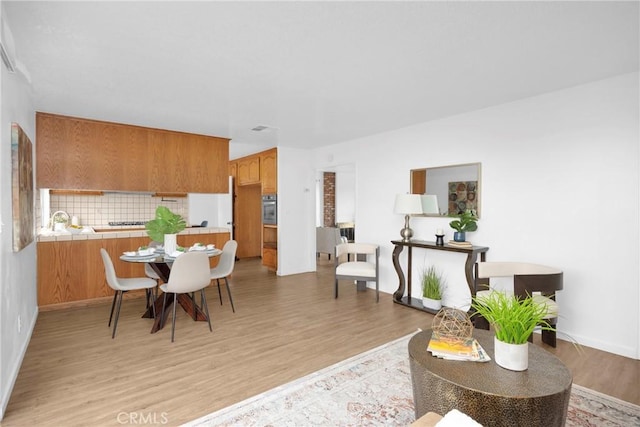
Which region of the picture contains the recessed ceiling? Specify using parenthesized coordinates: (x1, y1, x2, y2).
(3, 1, 638, 158)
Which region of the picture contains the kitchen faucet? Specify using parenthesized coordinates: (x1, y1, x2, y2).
(49, 210, 69, 231)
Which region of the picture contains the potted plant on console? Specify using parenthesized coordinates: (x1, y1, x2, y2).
(145, 206, 186, 255)
(449, 210, 478, 242)
(421, 266, 446, 311)
(471, 292, 554, 371)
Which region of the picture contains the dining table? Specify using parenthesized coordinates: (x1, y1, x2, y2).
(119, 248, 222, 333)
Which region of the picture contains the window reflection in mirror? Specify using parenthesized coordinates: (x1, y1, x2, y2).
(410, 162, 481, 218)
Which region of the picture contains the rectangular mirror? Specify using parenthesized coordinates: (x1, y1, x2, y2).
(410, 162, 481, 217)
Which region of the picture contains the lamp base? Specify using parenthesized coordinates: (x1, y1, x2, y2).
(400, 227, 413, 242)
(400, 214, 413, 242)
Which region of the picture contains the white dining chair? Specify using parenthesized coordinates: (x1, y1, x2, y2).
(100, 248, 158, 339)
(159, 251, 212, 342)
(210, 240, 238, 313)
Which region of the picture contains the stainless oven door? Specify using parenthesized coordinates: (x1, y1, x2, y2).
(262, 196, 277, 225)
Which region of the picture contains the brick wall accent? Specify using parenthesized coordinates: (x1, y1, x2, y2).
(323, 172, 335, 226)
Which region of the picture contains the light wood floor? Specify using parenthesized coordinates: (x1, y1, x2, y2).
(3, 258, 639, 426)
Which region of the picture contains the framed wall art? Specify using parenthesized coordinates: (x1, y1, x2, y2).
(448, 180, 477, 215)
(11, 123, 34, 252)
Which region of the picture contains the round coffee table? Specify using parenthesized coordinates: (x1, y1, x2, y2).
(409, 329, 572, 427)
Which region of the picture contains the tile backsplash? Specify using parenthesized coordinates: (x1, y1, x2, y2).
(47, 192, 188, 227)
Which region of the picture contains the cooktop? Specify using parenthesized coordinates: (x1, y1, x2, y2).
(108, 221, 147, 226)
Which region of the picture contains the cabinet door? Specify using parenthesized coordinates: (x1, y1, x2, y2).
(237, 156, 260, 185)
(262, 247, 277, 271)
(260, 148, 277, 194)
(36, 113, 229, 193)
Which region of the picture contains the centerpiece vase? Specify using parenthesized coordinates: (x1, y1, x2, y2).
(164, 233, 177, 255)
(494, 337, 528, 371)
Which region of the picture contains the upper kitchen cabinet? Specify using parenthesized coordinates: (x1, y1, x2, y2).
(236, 155, 260, 186)
(260, 148, 277, 194)
(36, 112, 229, 193)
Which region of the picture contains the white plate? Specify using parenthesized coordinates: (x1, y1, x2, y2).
(123, 251, 136, 256)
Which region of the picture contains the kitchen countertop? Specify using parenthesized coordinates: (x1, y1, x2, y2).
(37, 226, 230, 242)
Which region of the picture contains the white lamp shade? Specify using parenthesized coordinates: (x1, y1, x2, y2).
(394, 194, 423, 215)
(421, 195, 439, 215)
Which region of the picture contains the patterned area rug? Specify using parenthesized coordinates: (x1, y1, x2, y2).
(184, 332, 640, 427)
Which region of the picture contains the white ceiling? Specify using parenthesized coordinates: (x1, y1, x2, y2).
(3, 1, 638, 159)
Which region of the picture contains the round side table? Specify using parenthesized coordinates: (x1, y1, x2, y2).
(409, 329, 572, 427)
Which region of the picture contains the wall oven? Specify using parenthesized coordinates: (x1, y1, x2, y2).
(262, 195, 277, 225)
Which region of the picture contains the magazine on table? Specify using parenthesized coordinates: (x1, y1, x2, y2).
(427, 333, 491, 362)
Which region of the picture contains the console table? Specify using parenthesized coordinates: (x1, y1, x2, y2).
(391, 239, 489, 314)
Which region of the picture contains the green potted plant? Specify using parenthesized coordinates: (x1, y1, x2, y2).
(145, 206, 186, 254)
(421, 266, 446, 311)
(471, 292, 554, 371)
(448, 210, 478, 242)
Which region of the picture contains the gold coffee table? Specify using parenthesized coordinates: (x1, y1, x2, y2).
(409, 329, 572, 427)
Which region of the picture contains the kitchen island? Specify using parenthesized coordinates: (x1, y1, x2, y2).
(37, 227, 230, 308)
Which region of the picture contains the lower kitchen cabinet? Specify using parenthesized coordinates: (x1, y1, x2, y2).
(37, 231, 230, 307)
(262, 247, 277, 271)
(262, 225, 277, 271)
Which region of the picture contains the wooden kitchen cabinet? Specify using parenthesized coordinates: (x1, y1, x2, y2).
(237, 156, 260, 186)
(260, 148, 277, 194)
(37, 231, 230, 307)
(36, 112, 229, 193)
(231, 148, 277, 261)
(262, 225, 277, 271)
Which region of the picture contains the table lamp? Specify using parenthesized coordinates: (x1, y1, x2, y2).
(394, 194, 423, 242)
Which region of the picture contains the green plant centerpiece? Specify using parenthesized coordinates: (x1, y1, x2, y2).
(448, 210, 478, 242)
(421, 266, 446, 311)
(145, 206, 186, 243)
(471, 292, 553, 371)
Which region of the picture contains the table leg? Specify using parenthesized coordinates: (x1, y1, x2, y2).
(392, 244, 406, 301)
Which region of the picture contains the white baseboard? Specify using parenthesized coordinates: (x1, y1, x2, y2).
(0, 307, 38, 420)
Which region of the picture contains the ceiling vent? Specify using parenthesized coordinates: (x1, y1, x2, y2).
(251, 125, 269, 132)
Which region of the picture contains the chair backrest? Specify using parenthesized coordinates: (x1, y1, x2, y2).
(335, 242, 378, 259)
(165, 252, 211, 293)
(214, 240, 238, 277)
(474, 262, 563, 297)
(100, 248, 121, 291)
(316, 227, 342, 254)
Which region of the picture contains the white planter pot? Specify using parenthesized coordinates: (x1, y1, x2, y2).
(164, 233, 177, 255)
(494, 336, 529, 371)
(422, 297, 442, 311)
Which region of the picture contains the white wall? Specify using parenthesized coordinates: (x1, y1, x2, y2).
(277, 146, 316, 276)
(310, 73, 639, 359)
(335, 170, 355, 223)
(0, 8, 37, 419)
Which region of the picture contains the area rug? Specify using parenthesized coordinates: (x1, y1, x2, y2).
(184, 332, 640, 427)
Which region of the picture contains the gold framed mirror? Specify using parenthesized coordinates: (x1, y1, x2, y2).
(410, 162, 481, 218)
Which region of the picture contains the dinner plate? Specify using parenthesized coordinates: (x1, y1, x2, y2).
(121, 253, 157, 260)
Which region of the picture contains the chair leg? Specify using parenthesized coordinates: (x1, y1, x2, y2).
(542, 329, 557, 347)
(171, 293, 177, 343)
(160, 293, 168, 331)
(108, 291, 118, 327)
(201, 289, 212, 332)
(335, 279, 339, 299)
(224, 277, 235, 313)
(217, 279, 223, 305)
(375, 279, 379, 303)
(112, 291, 123, 339)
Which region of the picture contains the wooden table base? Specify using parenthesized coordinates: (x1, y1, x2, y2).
(142, 293, 209, 333)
